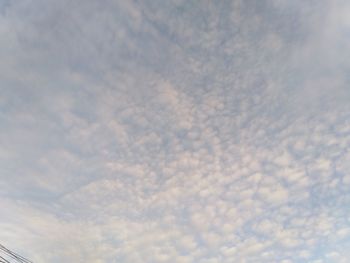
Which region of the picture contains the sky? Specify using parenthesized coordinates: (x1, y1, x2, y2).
(1, 0, 350, 262)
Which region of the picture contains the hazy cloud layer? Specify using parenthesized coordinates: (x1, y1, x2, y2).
(1, 0, 350, 262)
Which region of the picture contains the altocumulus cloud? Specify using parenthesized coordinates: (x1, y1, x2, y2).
(1, 0, 350, 262)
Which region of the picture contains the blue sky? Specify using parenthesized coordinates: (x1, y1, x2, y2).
(1, 0, 350, 262)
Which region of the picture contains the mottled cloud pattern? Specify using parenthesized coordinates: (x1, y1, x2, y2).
(1, 0, 350, 262)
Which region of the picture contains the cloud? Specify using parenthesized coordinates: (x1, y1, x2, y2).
(1, 0, 350, 262)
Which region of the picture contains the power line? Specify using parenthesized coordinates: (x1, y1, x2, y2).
(0, 255, 11, 263)
(0, 244, 33, 263)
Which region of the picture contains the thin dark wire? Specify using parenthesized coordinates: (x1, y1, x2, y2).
(0, 250, 29, 263)
(0, 248, 24, 263)
(0, 255, 11, 263)
(0, 244, 33, 263)
(0, 250, 24, 263)
(0, 250, 30, 263)
(0, 245, 32, 262)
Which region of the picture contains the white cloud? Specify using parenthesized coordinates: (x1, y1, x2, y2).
(1, 0, 350, 262)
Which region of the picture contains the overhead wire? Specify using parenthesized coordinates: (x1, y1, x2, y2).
(0, 244, 33, 263)
(0, 255, 11, 263)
